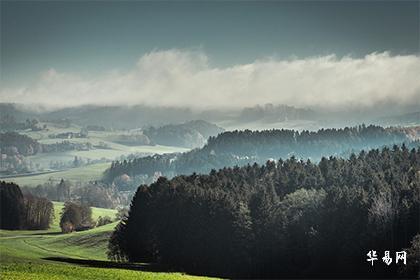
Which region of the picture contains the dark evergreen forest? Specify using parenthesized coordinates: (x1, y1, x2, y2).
(104, 125, 414, 185)
(108, 145, 420, 278)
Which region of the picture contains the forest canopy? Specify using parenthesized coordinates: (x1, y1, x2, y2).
(104, 125, 416, 186)
(108, 145, 420, 278)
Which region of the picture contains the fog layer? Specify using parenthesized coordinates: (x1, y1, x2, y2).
(1, 50, 419, 110)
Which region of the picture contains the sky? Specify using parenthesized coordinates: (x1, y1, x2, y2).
(1, 1, 419, 110)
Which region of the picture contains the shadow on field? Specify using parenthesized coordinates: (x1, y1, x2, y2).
(43, 257, 172, 273)
(33, 231, 62, 236)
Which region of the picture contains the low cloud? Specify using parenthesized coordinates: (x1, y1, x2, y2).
(1, 50, 420, 110)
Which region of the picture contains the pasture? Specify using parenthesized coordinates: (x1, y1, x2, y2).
(0, 202, 215, 280)
(2, 163, 111, 187)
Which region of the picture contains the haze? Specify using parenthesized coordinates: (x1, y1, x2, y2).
(1, 1, 419, 113)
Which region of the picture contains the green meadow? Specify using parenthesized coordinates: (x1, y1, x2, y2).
(0, 202, 216, 280)
(23, 123, 188, 159)
(3, 163, 111, 187)
(1, 123, 211, 279)
(2, 123, 189, 187)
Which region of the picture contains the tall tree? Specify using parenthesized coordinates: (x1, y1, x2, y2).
(0, 181, 25, 229)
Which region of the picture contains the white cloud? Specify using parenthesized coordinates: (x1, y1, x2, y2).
(1, 50, 419, 110)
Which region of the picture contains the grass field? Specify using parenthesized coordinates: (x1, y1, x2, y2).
(29, 142, 188, 165)
(1, 125, 213, 279)
(4, 123, 189, 187)
(3, 163, 111, 187)
(0, 202, 215, 280)
(24, 123, 188, 161)
(51, 202, 118, 227)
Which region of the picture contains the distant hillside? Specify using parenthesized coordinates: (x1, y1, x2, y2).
(376, 111, 420, 127)
(41, 105, 199, 129)
(144, 120, 224, 148)
(0, 103, 197, 129)
(2, 102, 418, 132)
(238, 104, 316, 122)
(103, 124, 418, 185)
(0, 103, 34, 121)
(0, 103, 314, 130)
(0, 103, 225, 149)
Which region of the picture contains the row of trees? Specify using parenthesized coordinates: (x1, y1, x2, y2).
(109, 145, 419, 278)
(22, 179, 131, 209)
(1, 181, 53, 230)
(0, 153, 42, 175)
(0, 132, 95, 156)
(0, 114, 44, 132)
(104, 125, 413, 185)
(1, 181, 120, 234)
(0, 132, 99, 175)
(0, 132, 41, 156)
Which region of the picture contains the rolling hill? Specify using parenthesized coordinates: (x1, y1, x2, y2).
(0, 202, 216, 280)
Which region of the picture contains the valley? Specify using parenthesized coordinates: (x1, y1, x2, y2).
(1, 2, 420, 278)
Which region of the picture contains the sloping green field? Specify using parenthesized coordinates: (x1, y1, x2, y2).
(1, 263, 207, 280)
(3, 124, 189, 188)
(0, 203, 214, 280)
(0, 203, 118, 261)
(2, 163, 110, 187)
(24, 124, 188, 164)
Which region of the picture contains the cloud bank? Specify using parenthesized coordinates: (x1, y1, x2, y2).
(1, 50, 420, 110)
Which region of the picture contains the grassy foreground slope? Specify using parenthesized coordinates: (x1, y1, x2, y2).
(1, 263, 206, 280)
(3, 163, 110, 187)
(0, 203, 213, 280)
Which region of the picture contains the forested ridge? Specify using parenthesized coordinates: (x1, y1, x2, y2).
(104, 125, 416, 184)
(109, 145, 420, 278)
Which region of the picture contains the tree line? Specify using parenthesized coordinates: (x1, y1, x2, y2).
(108, 145, 419, 278)
(0, 132, 95, 156)
(21, 179, 130, 209)
(0, 132, 97, 175)
(104, 125, 415, 187)
(0, 113, 44, 132)
(1, 181, 53, 230)
(1, 181, 118, 233)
